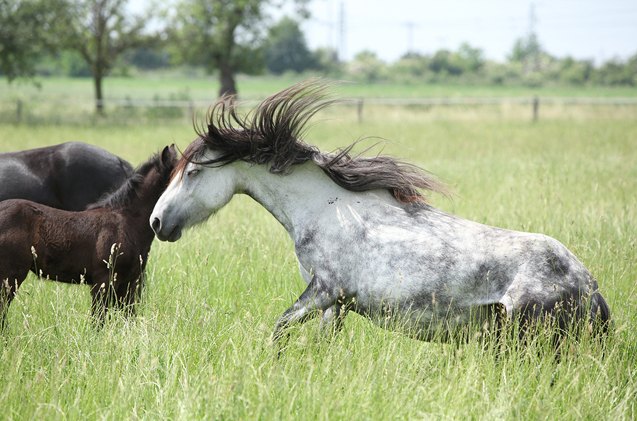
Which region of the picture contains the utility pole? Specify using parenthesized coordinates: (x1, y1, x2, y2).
(404, 21, 416, 55)
(528, 1, 540, 73)
(338, 0, 346, 60)
(528, 2, 537, 36)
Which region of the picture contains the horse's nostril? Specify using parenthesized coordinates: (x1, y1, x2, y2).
(151, 217, 161, 232)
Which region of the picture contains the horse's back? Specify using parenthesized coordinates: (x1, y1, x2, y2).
(51, 142, 134, 210)
(0, 157, 58, 205)
(0, 142, 133, 210)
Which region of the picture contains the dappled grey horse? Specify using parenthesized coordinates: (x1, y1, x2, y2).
(150, 81, 610, 345)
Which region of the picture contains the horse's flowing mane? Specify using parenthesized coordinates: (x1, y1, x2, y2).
(180, 80, 447, 204)
(87, 151, 164, 210)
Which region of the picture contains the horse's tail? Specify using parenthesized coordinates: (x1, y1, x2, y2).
(589, 290, 611, 336)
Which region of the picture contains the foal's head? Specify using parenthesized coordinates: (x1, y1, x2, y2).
(88, 145, 177, 211)
(137, 145, 178, 204)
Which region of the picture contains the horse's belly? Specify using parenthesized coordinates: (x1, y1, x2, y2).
(356, 301, 492, 342)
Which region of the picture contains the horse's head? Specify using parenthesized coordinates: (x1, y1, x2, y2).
(150, 139, 238, 242)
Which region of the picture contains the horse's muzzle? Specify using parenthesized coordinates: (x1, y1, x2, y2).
(150, 217, 182, 242)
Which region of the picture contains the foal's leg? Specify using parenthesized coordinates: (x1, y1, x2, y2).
(0, 272, 28, 330)
(272, 275, 340, 344)
(116, 276, 144, 318)
(90, 278, 116, 326)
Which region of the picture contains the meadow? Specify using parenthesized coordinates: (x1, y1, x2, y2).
(0, 77, 636, 419)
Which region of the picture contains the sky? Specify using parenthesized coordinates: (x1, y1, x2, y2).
(298, 0, 637, 64)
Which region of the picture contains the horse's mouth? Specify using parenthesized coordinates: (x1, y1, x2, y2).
(157, 225, 182, 242)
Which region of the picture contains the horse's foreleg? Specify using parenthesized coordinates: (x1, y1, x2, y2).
(319, 303, 349, 337)
(272, 275, 339, 345)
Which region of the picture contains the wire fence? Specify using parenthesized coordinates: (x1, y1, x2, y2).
(2, 96, 637, 125)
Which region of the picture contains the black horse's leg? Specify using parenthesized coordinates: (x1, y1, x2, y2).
(0, 273, 27, 331)
(272, 275, 339, 345)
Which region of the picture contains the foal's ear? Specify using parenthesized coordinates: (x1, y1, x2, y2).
(161, 144, 177, 166)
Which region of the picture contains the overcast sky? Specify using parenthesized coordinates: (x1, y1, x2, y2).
(299, 0, 637, 63)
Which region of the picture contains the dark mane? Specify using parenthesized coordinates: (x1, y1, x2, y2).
(87, 151, 163, 210)
(181, 80, 447, 203)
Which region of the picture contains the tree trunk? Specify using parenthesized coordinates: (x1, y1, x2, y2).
(94, 72, 104, 114)
(218, 62, 237, 98)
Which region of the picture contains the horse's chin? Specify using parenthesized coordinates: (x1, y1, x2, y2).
(157, 225, 182, 242)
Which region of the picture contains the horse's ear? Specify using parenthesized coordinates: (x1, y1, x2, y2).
(161, 144, 176, 166)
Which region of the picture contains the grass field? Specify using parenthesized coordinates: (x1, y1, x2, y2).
(2, 75, 637, 126)
(4, 74, 637, 100)
(0, 78, 636, 419)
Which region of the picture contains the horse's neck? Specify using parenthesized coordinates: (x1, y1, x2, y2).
(237, 162, 349, 237)
(123, 180, 163, 222)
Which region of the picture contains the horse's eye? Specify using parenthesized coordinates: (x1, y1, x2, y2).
(187, 168, 200, 178)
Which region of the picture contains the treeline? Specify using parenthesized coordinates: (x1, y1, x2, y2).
(343, 41, 637, 88)
(33, 17, 637, 89)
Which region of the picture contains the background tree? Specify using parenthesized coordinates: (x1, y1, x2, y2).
(456, 43, 485, 73)
(0, 0, 64, 82)
(509, 33, 543, 74)
(391, 53, 431, 83)
(264, 17, 315, 74)
(311, 47, 342, 76)
(428, 50, 463, 77)
(169, 0, 309, 97)
(347, 51, 387, 83)
(58, 0, 156, 113)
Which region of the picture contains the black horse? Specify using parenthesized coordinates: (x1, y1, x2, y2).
(0, 142, 133, 211)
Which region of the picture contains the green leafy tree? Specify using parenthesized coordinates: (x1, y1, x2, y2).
(509, 33, 543, 74)
(264, 17, 314, 74)
(457, 43, 484, 73)
(391, 53, 431, 83)
(169, 0, 309, 97)
(58, 0, 156, 113)
(429, 50, 463, 76)
(311, 47, 342, 76)
(0, 0, 64, 81)
(593, 59, 635, 86)
(347, 50, 387, 83)
(557, 57, 593, 85)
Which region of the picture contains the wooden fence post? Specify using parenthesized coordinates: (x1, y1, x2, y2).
(357, 98, 364, 123)
(532, 96, 539, 122)
(16, 99, 23, 123)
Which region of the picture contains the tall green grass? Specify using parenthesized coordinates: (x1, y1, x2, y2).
(0, 111, 635, 419)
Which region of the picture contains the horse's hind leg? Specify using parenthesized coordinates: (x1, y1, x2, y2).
(272, 275, 340, 345)
(0, 272, 28, 331)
